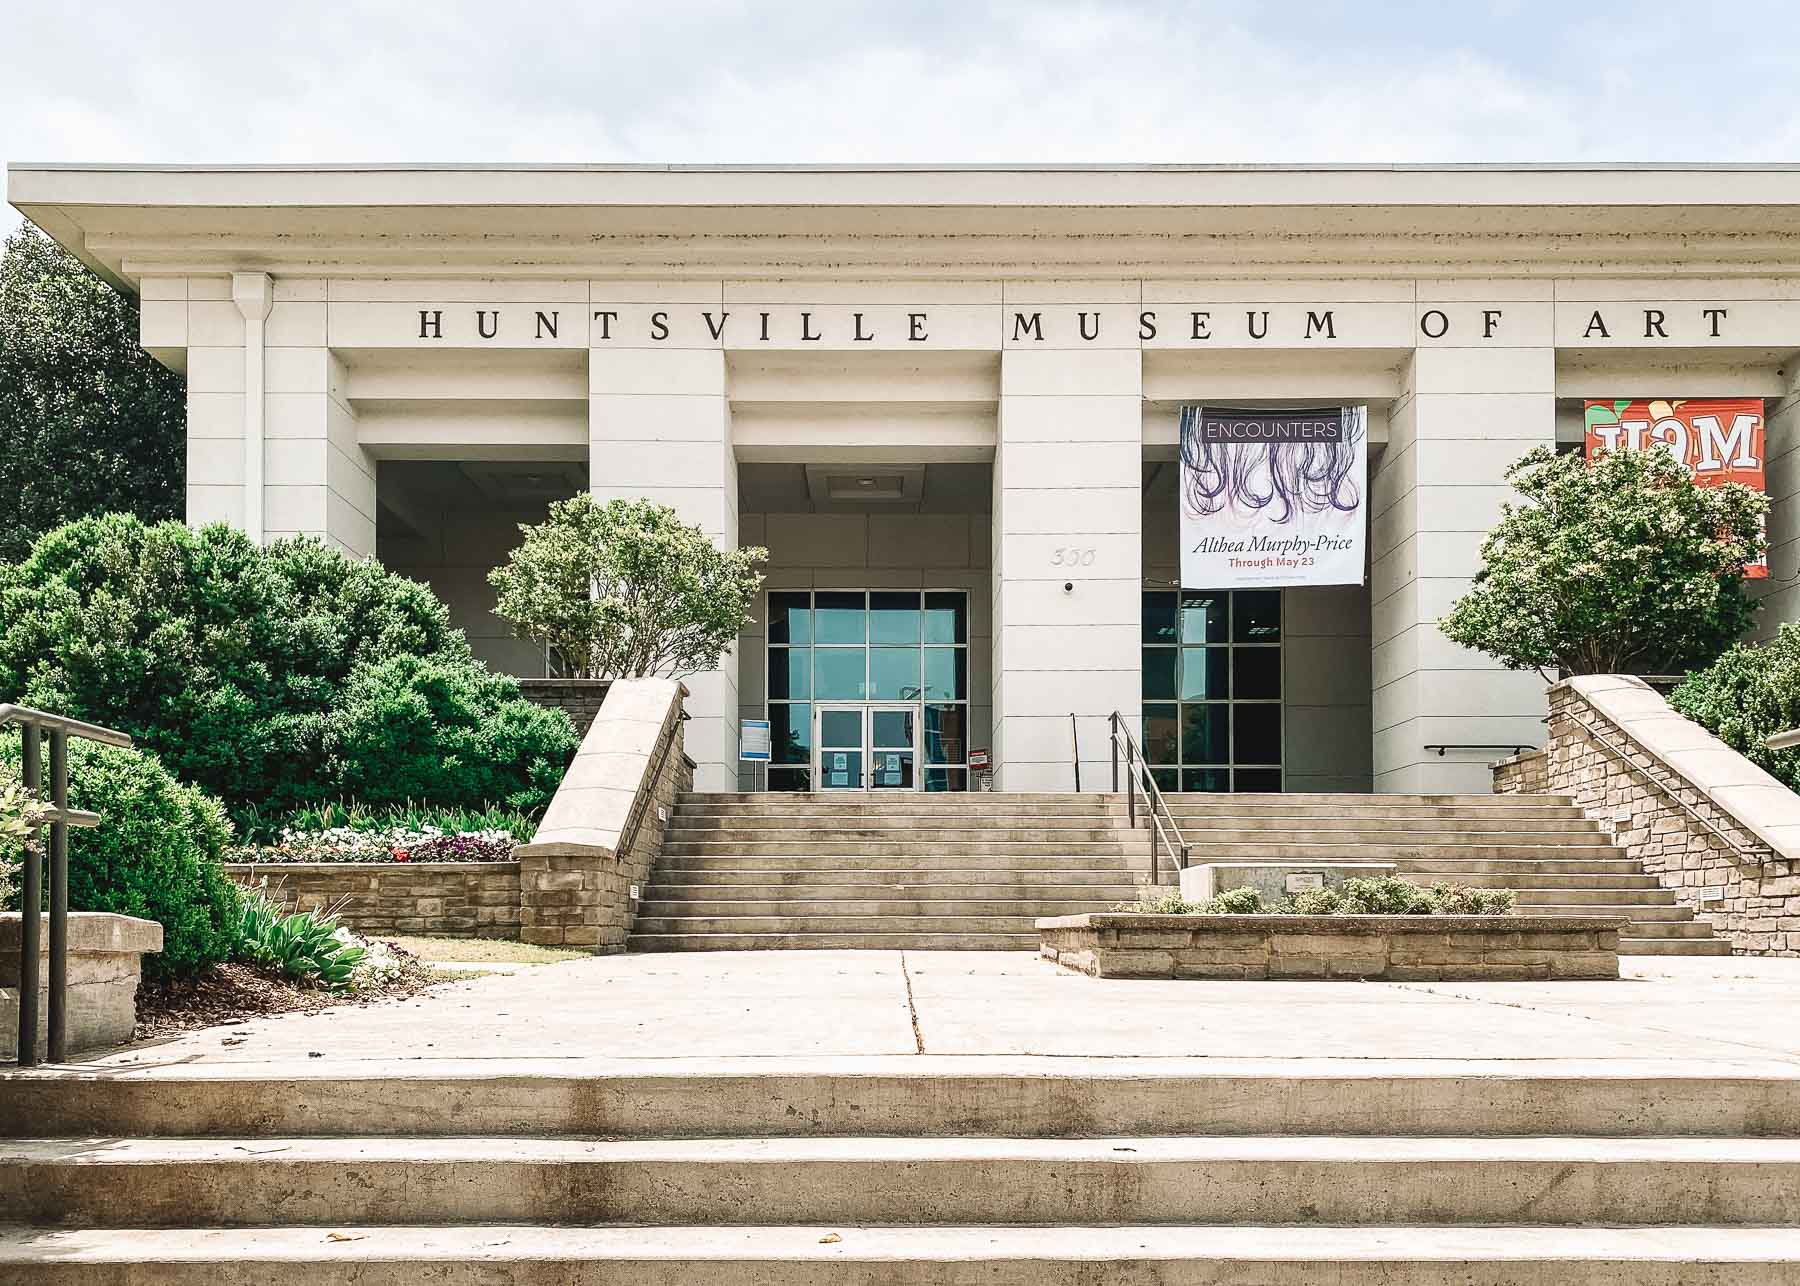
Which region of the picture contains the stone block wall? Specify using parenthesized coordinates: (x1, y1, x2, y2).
(518, 679, 613, 736)
(1038, 913, 1620, 980)
(516, 677, 691, 952)
(2, 912, 163, 1058)
(1504, 676, 1800, 956)
(226, 862, 522, 938)
(1491, 749, 1549, 795)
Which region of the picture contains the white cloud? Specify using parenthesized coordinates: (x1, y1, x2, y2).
(4, 0, 1798, 235)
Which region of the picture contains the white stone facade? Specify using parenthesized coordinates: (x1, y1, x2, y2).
(14, 163, 1800, 793)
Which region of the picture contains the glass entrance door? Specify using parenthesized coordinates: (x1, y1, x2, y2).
(814, 705, 919, 791)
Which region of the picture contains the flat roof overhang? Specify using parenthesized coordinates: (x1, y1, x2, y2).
(13, 162, 1800, 291)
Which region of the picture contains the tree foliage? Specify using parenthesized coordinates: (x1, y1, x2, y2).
(1440, 446, 1766, 677)
(0, 225, 186, 563)
(0, 513, 577, 818)
(1670, 624, 1800, 793)
(0, 739, 238, 977)
(489, 495, 767, 679)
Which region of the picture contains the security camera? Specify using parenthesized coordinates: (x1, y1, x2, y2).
(1063, 581, 1074, 593)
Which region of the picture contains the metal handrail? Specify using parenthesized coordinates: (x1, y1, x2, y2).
(1554, 705, 1769, 863)
(1070, 713, 1081, 793)
(1107, 711, 1191, 884)
(1, 704, 132, 1066)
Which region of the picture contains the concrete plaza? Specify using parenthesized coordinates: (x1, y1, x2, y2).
(84, 950, 1800, 1069)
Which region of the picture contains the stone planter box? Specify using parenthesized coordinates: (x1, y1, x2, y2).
(225, 861, 521, 939)
(2, 912, 162, 1058)
(1037, 913, 1623, 981)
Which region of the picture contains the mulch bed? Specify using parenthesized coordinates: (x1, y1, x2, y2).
(133, 943, 447, 1041)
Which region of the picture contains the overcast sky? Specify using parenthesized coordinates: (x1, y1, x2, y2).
(5, 0, 1800, 233)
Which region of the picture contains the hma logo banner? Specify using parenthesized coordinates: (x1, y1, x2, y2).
(1584, 398, 1768, 578)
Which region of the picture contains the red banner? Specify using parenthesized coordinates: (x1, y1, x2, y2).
(1584, 397, 1767, 578)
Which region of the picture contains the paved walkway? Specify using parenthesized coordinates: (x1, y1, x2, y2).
(84, 952, 1800, 1070)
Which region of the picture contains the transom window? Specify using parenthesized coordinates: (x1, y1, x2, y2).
(765, 590, 970, 792)
(1141, 589, 1282, 793)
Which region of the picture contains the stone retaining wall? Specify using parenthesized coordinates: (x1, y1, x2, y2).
(225, 862, 521, 938)
(1037, 913, 1621, 980)
(1492, 748, 1549, 795)
(518, 678, 613, 736)
(515, 677, 691, 952)
(1494, 675, 1800, 957)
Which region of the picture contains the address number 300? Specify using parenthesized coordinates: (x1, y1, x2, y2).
(1050, 547, 1097, 567)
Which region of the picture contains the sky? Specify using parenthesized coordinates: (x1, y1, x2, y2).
(5, 0, 1800, 233)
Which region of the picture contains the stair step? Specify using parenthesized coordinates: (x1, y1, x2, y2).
(656, 871, 1145, 889)
(1621, 937, 1737, 956)
(629, 932, 1039, 951)
(8, 1135, 1799, 1228)
(639, 900, 1119, 917)
(666, 827, 1128, 843)
(8, 1224, 1800, 1284)
(11, 1059, 1799, 1140)
(657, 855, 1134, 871)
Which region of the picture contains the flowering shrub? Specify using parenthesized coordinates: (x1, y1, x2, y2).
(227, 824, 516, 864)
(344, 930, 406, 989)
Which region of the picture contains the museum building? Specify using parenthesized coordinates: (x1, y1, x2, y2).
(10, 163, 1800, 795)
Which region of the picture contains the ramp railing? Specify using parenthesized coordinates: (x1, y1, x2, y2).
(2, 705, 133, 1065)
(1108, 711, 1191, 885)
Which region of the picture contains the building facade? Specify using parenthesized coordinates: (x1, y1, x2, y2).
(11, 163, 1800, 794)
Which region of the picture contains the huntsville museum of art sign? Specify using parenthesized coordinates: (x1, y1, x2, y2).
(391, 300, 1779, 349)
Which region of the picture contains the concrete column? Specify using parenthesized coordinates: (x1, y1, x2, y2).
(1753, 364, 1800, 637)
(257, 278, 375, 557)
(993, 346, 1143, 792)
(157, 275, 246, 530)
(589, 317, 738, 792)
(1371, 347, 1554, 792)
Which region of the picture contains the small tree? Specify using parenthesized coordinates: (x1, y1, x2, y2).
(489, 495, 767, 679)
(1441, 445, 1766, 678)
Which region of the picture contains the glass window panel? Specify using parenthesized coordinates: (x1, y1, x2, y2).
(1142, 704, 1179, 765)
(770, 703, 812, 765)
(925, 767, 968, 793)
(819, 707, 863, 747)
(1233, 705, 1282, 765)
(767, 592, 812, 645)
(923, 592, 967, 644)
(1181, 592, 1228, 643)
(1180, 647, 1229, 701)
(767, 766, 812, 792)
(870, 749, 915, 789)
(869, 647, 922, 701)
(814, 649, 867, 700)
(821, 750, 863, 790)
(1234, 768, 1283, 793)
(923, 648, 967, 701)
(1233, 647, 1281, 700)
(1141, 648, 1177, 700)
(1181, 704, 1229, 764)
(1181, 767, 1231, 793)
(869, 591, 922, 644)
(1142, 592, 1178, 644)
(1233, 590, 1281, 642)
(768, 647, 810, 700)
(1148, 767, 1179, 794)
(871, 708, 915, 750)
(814, 591, 867, 644)
(924, 704, 967, 764)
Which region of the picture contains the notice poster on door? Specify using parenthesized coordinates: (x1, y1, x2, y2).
(1584, 398, 1768, 578)
(1179, 405, 1368, 589)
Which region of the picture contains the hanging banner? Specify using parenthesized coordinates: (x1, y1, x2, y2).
(1179, 405, 1367, 588)
(1583, 398, 1767, 578)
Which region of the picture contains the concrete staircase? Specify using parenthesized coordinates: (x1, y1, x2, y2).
(630, 792, 1142, 951)
(4, 1057, 1800, 1281)
(1160, 792, 1730, 957)
(631, 790, 1729, 956)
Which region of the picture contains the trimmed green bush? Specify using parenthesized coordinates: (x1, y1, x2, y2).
(0, 514, 578, 817)
(0, 739, 238, 976)
(1670, 624, 1800, 793)
(1114, 876, 1515, 917)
